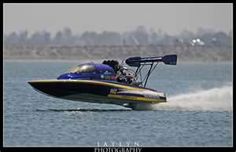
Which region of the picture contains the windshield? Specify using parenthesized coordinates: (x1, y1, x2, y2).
(69, 64, 96, 73)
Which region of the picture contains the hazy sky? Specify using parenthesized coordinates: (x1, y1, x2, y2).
(3, 3, 233, 36)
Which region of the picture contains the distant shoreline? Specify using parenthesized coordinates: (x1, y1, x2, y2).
(4, 45, 232, 63)
(3, 58, 233, 64)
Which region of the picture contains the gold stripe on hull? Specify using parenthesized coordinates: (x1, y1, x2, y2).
(108, 94, 165, 104)
(29, 79, 148, 91)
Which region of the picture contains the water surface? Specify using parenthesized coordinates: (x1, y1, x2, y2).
(3, 60, 233, 147)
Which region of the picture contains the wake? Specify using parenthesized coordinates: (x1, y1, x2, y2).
(153, 85, 233, 112)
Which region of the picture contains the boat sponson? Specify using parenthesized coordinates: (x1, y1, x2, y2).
(28, 79, 166, 104)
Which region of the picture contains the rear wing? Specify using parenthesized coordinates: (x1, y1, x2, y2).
(125, 54, 177, 67)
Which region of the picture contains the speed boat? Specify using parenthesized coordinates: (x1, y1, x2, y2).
(28, 54, 177, 110)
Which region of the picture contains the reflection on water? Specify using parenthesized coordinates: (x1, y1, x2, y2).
(36, 108, 132, 112)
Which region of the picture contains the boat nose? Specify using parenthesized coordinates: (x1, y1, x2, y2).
(27, 80, 54, 96)
(28, 81, 35, 86)
(28, 81, 32, 85)
(28, 81, 38, 90)
(28, 80, 42, 90)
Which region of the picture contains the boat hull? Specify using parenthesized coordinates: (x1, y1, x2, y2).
(28, 79, 166, 110)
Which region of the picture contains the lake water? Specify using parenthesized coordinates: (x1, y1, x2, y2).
(3, 60, 233, 147)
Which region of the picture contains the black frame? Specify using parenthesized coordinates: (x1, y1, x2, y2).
(134, 62, 159, 87)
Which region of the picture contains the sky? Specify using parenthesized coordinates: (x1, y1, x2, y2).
(3, 3, 233, 36)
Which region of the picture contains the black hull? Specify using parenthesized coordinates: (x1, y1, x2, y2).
(29, 80, 111, 98)
(28, 79, 166, 109)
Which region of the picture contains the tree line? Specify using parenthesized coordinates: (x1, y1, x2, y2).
(4, 26, 232, 48)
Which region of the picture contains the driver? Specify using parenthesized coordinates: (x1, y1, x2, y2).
(102, 60, 120, 73)
(102, 60, 134, 84)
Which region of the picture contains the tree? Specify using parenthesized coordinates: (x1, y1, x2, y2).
(80, 31, 99, 45)
(132, 26, 149, 45)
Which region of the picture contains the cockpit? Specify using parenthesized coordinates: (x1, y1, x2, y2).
(57, 63, 116, 80)
(69, 64, 97, 73)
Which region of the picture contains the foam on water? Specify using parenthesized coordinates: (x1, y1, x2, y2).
(153, 85, 233, 112)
